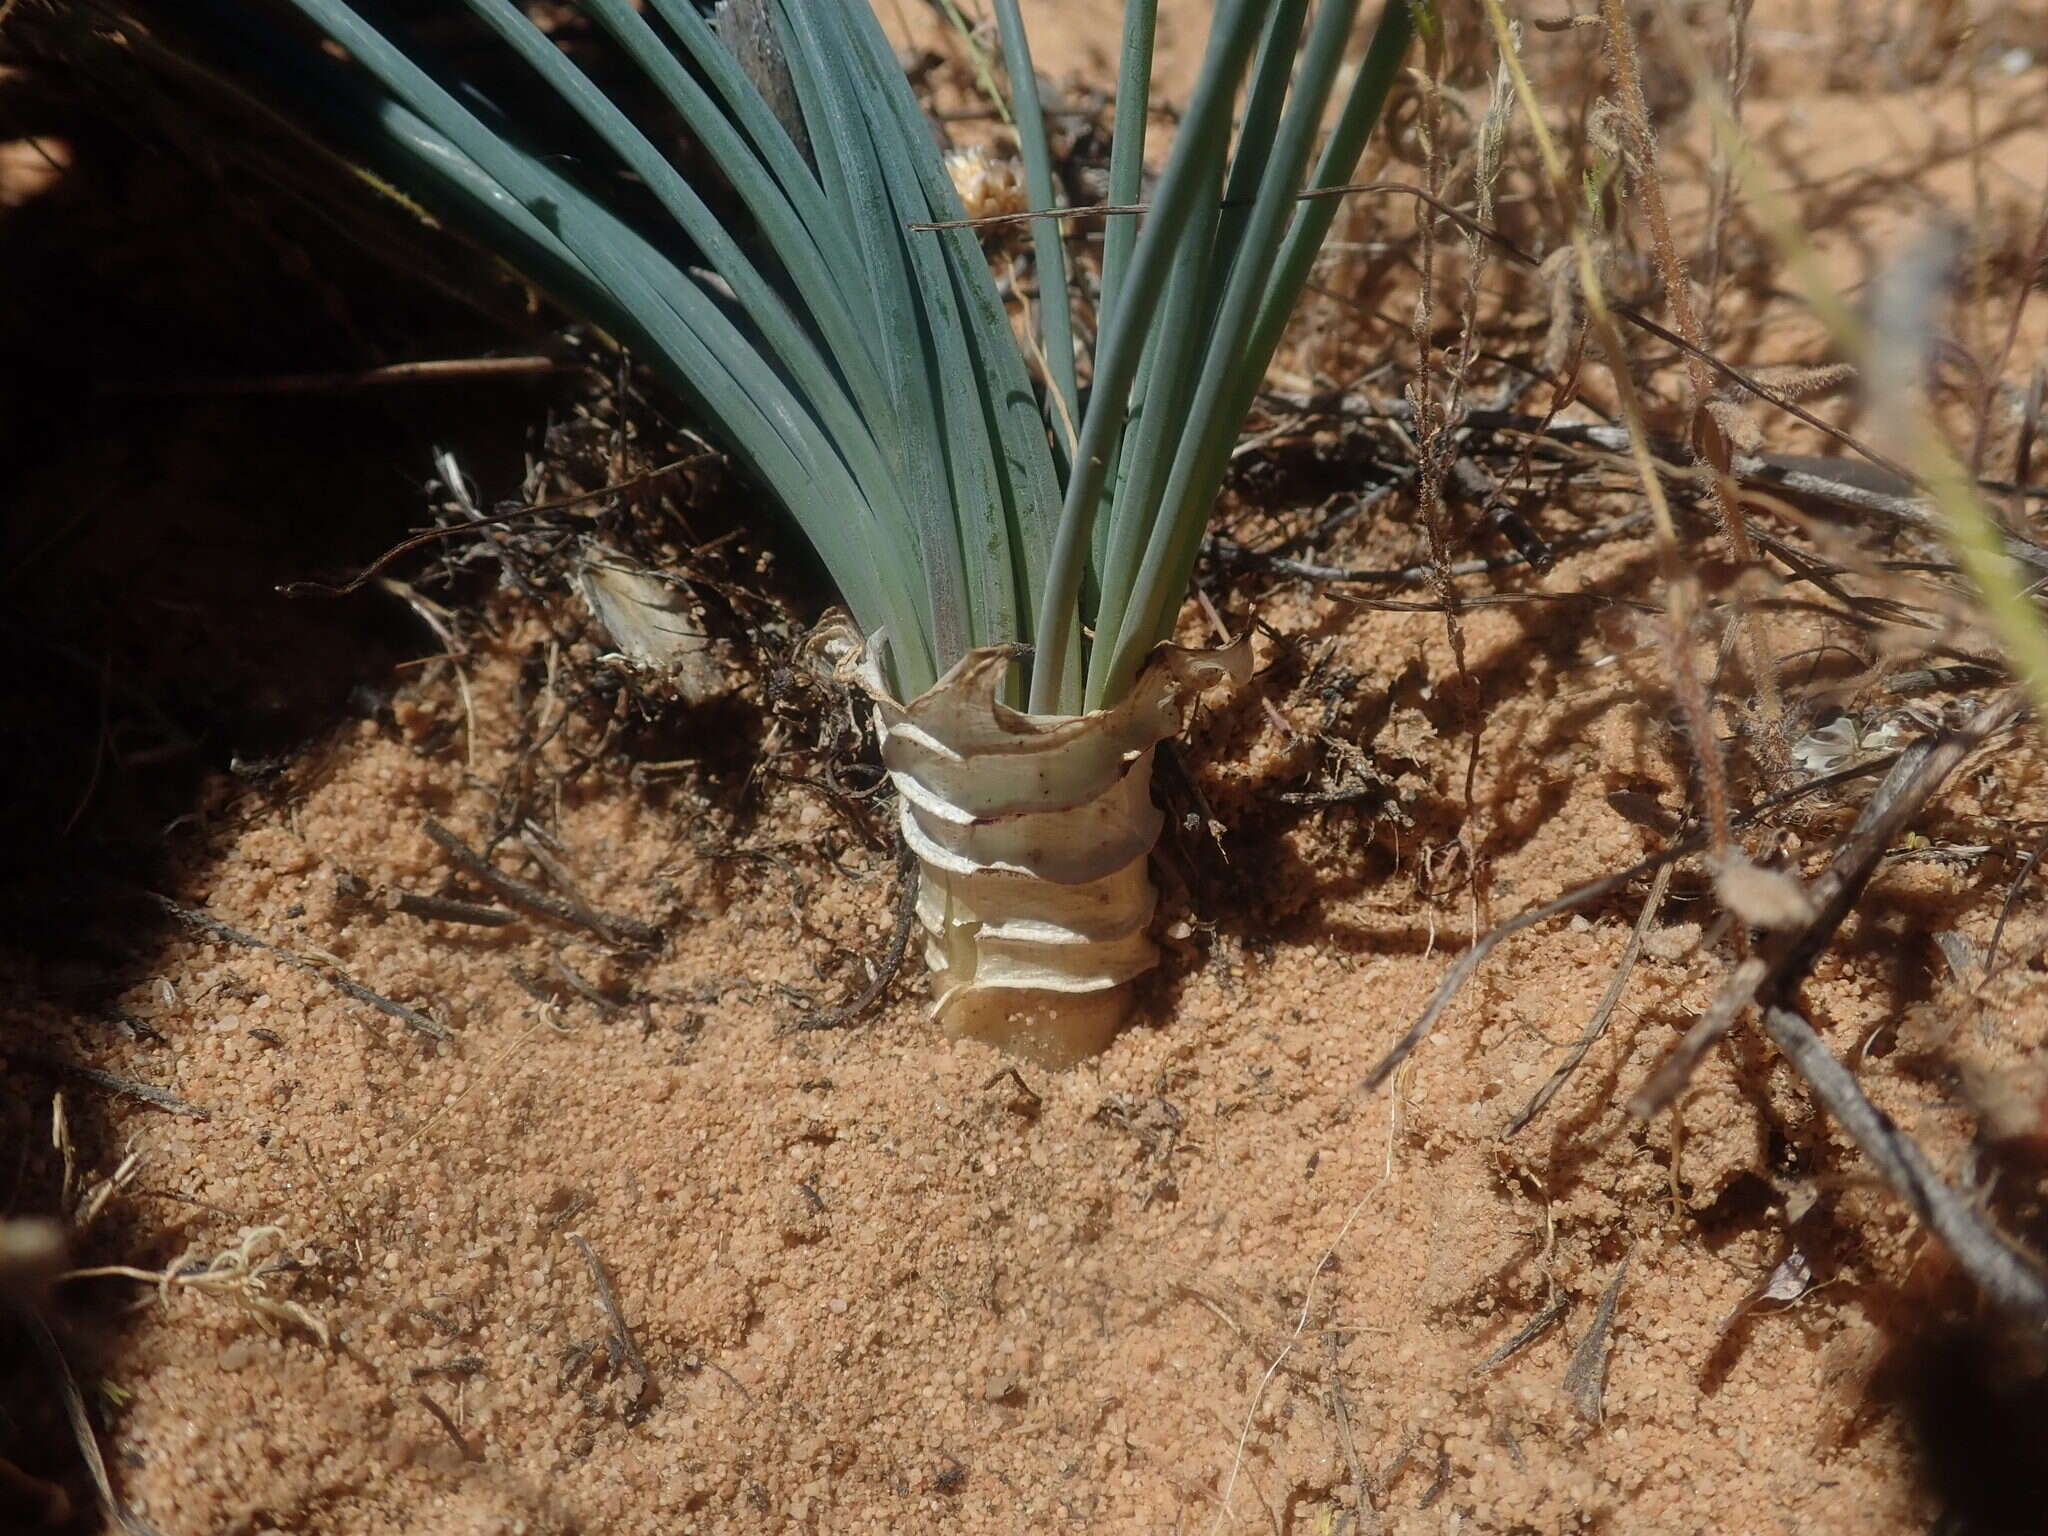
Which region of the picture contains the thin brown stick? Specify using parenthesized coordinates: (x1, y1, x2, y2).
(1627, 693, 2021, 1117)
(1626, 953, 1767, 1120)
(1359, 750, 1907, 1095)
(422, 821, 661, 947)
(1472, 1290, 1571, 1376)
(1480, 1, 1733, 859)
(1506, 862, 1673, 1136)
(981, 1066, 1044, 1112)
(415, 1392, 480, 1460)
(1324, 1333, 1379, 1534)
(1699, 0, 1753, 310)
(1210, 511, 1650, 590)
(1760, 1002, 2048, 1327)
(8, 1055, 210, 1120)
(382, 887, 518, 928)
(1982, 832, 2048, 980)
(797, 836, 919, 1031)
(147, 893, 450, 1041)
(1600, 0, 1730, 532)
(1970, 187, 2048, 479)
(282, 453, 709, 598)
(513, 833, 655, 951)
(2014, 366, 2046, 530)
(568, 1233, 653, 1424)
(547, 957, 624, 1017)
(1257, 394, 2048, 524)
(1602, 0, 1781, 725)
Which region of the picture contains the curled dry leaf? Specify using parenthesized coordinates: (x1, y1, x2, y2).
(574, 543, 728, 706)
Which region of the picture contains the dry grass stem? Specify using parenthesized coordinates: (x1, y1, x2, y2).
(63, 1225, 331, 1348)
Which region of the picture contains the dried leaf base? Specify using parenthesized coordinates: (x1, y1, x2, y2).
(837, 622, 1247, 1067)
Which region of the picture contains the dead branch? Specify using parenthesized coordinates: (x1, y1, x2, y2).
(1507, 863, 1674, 1136)
(415, 1391, 480, 1461)
(423, 820, 662, 948)
(147, 892, 450, 1042)
(385, 887, 517, 928)
(1472, 1290, 1571, 1376)
(568, 1233, 653, 1424)
(7, 1055, 210, 1121)
(1629, 692, 2022, 1117)
(1358, 751, 1908, 1095)
(1759, 1003, 2048, 1327)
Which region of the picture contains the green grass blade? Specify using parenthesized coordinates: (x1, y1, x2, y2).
(279, 0, 938, 690)
(833, 0, 1065, 676)
(582, 0, 890, 418)
(647, 1, 825, 191)
(639, 0, 850, 255)
(1094, 0, 1156, 348)
(1234, 0, 1414, 428)
(1027, 0, 1269, 713)
(217, 9, 633, 339)
(1082, 141, 1227, 704)
(829, 0, 1021, 661)
(1212, 0, 1311, 279)
(990, 0, 1081, 455)
(1088, 0, 1158, 594)
(776, 0, 969, 668)
(1082, 0, 1310, 704)
(1097, 0, 1374, 700)
(459, 0, 920, 568)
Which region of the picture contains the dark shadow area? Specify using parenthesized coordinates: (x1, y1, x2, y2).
(1889, 1322, 2048, 1536)
(0, 18, 577, 1527)
(0, 16, 561, 879)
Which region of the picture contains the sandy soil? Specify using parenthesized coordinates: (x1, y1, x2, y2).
(30, 535, 2048, 1534)
(7, 2, 2048, 1533)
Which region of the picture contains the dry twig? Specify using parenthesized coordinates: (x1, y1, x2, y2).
(147, 892, 450, 1042)
(415, 1391, 480, 1461)
(568, 1233, 653, 1424)
(1759, 1004, 2048, 1327)
(381, 886, 517, 928)
(1472, 1290, 1571, 1377)
(10, 1055, 209, 1121)
(1359, 751, 1907, 1094)
(796, 835, 919, 1031)
(1629, 694, 2022, 1116)
(1508, 864, 1673, 1136)
(423, 820, 661, 947)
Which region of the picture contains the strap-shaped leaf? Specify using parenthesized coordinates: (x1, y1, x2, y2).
(244, 0, 1411, 711)
(1027, 0, 1269, 711)
(990, 0, 1080, 454)
(1095, 0, 1156, 348)
(1103, 0, 1374, 701)
(283, 0, 937, 688)
(1102, 0, 1419, 702)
